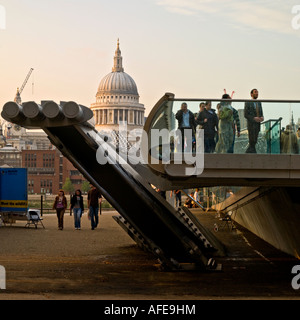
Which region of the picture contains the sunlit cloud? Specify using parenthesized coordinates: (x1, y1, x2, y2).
(156, 0, 221, 16)
(155, 0, 297, 35)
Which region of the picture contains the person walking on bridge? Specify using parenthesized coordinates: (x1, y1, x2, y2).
(244, 89, 264, 153)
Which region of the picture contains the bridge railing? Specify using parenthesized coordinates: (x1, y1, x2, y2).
(147, 94, 300, 156)
(234, 118, 282, 154)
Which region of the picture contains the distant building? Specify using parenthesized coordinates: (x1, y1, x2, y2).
(0, 40, 145, 193)
(290, 111, 296, 132)
(22, 149, 85, 195)
(238, 109, 247, 131)
(0, 126, 86, 194)
(6, 130, 53, 151)
(0, 117, 52, 151)
(90, 40, 145, 140)
(0, 144, 21, 167)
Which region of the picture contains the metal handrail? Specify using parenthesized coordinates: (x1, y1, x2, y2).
(170, 98, 300, 103)
(261, 117, 282, 126)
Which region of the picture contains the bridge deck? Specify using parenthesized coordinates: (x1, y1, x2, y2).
(139, 154, 300, 189)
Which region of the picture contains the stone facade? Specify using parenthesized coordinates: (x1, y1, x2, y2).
(90, 40, 145, 136)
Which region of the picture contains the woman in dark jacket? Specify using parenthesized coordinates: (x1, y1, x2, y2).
(70, 189, 84, 230)
(53, 189, 67, 230)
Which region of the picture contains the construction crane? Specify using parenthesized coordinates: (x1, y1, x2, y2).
(3, 68, 34, 139)
(14, 68, 34, 104)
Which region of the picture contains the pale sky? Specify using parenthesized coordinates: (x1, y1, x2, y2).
(0, 0, 300, 124)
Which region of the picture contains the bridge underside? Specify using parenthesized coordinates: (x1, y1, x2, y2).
(134, 154, 300, 190)
(134, 153, 300, 259)
(214, 186, 300, 258)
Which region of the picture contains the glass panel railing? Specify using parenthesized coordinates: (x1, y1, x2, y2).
(146, 97, 300, 158)
(263, 118, 282, 154)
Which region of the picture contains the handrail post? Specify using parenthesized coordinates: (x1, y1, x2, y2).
(40, 195, 43, 217)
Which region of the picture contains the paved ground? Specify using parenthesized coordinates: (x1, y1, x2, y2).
(0, 209, 299, 300)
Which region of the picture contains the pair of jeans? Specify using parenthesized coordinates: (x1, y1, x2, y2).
(89, 206, 99, 229)
(56, 208, 65, 229)
(228, 132, 236, 153)
(73, 208, 82, 229)
(246, 123, 260, 153)
(178, 128, 194, 153)
(175, 194, 182, 207)
(204, 136, 216, 153)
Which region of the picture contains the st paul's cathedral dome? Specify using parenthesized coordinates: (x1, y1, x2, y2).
(91, 40, 145, 134)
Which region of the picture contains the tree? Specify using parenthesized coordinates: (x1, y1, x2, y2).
(81, 180, 90, 194)
(62, 177, 74, 195)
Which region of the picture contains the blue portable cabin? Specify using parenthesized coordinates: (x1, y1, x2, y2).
(0, 168, 28, 223)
